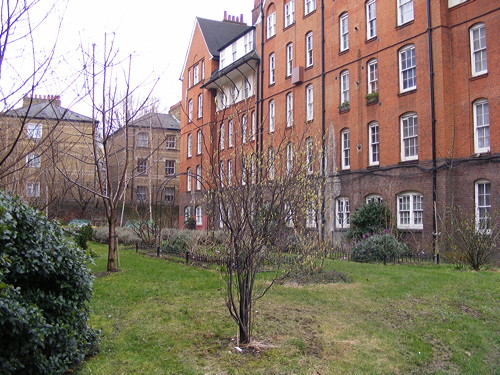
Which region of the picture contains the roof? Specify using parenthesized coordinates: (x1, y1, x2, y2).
(4, 102, 94, 123)
(202, 51, 260, 89)
(131, 112, 180, 131)
(196, 17, 251, 58)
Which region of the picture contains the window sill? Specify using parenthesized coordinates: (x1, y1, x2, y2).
(365, 36, 378, 44)
(397, 227, 423, 232)
(470, 73, 488, 81)
(266, 34, 276, 41)
(303, 9, 317, 19)
(283, 23, 295, 31)
(338, 49, 349, 56)
(472, 150, 490, 157)
(367, 164, 379, 170)
(305, 64, 314, 71)
(339, 106, 350, 113)
(396, 20, 414, 30)
(398, 89, 416, 97)
(268, 82, 275, 88)
(398, 159, 418, 165)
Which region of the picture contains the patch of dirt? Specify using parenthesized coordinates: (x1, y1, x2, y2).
(280, 269, 350, 286)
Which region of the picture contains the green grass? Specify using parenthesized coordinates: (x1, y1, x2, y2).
(79, 243, 500, 375)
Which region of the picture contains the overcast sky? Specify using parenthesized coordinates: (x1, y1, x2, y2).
(7, 0, 252, 116)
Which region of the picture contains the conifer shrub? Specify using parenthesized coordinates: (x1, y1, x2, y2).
(351, 233, 410, 263)
(0, 192, 99, 374)
(347, 201, 392, 241)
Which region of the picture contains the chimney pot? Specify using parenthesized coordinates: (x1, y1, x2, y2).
(240, 14, 244, 22)
(224, 10, 227, 20)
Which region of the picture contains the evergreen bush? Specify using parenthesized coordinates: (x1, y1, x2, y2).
(347, 201, 392, 241)
(0, 192, 99, 374)
(352, 233, 410, 263)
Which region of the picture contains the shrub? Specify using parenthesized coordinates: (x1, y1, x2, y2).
(347, 201, 392, 241)
(184, 217, 196, 230)
(75, 223, 94, 250)
(93, 226, 140, 245)
(0, 192, 98, 374)
(352, 233, 410, 263)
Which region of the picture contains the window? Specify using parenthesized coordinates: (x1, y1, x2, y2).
(165, 160, 175, 176)
(231, 85, 238, 103)
(399, 45, 416, 92)
(219, 162, 225, 187)
(305, 0, 316, 15)
(184, 206, 193, 220)
(267, 11, 276, 38)
(188, 69, 191, 87)
(187, 134, 192, 157)
(244, 32, 253, 53)
(251, 111, 256, 141)
(306, 32, 313, 67)
(165, 187, 175, 203)
(220, 50, 226, 68)
(401, 113, 418, 161)
(341, 129, 350, 170)
(475, 180, 491, 231)
(220, 123, 225, 150)
(193, 64, 199, 84)
(232, 43, 237, 61)
(197, 94, 203, 118)
(26, 182, 40, 198)
(269, 53, 276, 84)
(473, 99, 490, 153)
(367, 59, 378, 94)
(251, 153, 257, 184)
(397, 0, 414, 26)
(286, 92, 293, 127)
(340, 13, 349, 52)
(166, 135, 176, 149)
(306, 207, 317, 228)
(369, 122, 380, 166)
(188, 99, 193, 122)
(366, 194, 383, 204)
(244, 80, 251, 99)
(340, 70, 350, 104)
(286, 143, 293, 174)
(137, 132, 148, 147)
(202, 60, 205, 80)
(306, 138, 314, 174)
(336, 197, 350, 228)
(136, 186, 147, 202)
(269, 100, 275, 133)
(285, 0, 295, 28)
(397, 192, 423, 229)
(197, 130, 203, 154)
(306, 84, 314, 121)
(137, 158, 147, 174)
(286, 43, 293, 77)
(26, 153, 40, 168)
(228, 159, 233, 185)
(26, 123, 42, 139)
(186, 168, 192, 191)
(268, 147, 275, 180)
(242, 115, 248, 143)
(196, 165, 202, 190)
(366, 0, 377, 39)
(228, 120, 234, 147)
(195, 206, 202, 226)
(470, 23, 487, 76)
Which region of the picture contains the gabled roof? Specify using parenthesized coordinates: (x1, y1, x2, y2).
(4, 102, 94, 123)
(131, 113, 180, 131)
(196, 17, 251, 58)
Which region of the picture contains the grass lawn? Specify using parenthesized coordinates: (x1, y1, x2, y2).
(79, 243, 499, 375)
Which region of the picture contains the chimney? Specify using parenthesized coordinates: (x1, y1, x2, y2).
(169, 101, 182, 121)
(23, 94, 61, 107)
(224, 10, 227, 21)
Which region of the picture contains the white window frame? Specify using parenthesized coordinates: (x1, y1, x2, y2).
(340, 13, 349, 52)
(306, 207, 317, 228)
(366, 194, 383, 204)
(137, 158, 147, 174)
(399, 45, 416, 93)
(397, 192, 423, 230)
(26, 182, 40, 197)
(401, 113, 418, 161)
(267, 11, 276, 39)
(201, 60, 205, 80)
(26, 123, 42, 139)
(397, 0, 414, 26)
(188, 99, 193, 122)
(306, 138, 314, 174)
(244, 80, 251, 99)
(220, 123, 225, 150)
(286, 92, 293, 127)
(26, 153, 40, 168)
(197, 94, 203, 118)
(341, 129, 350, 170)
(187, 134, 192, 157)
(340, 70, 350, 104)
(269, 53, 276, 85)
(336, 197, 350, 229)
(284, 0, 295, 28)
(165, 160, 175, 176)
(137, 132, 148, 147)
(228, 159, 233, 185)
(286, 143, 293, 174)
(165, 187, 175, 203)
(305, 0, 316, 15)
(366, 0, 377, 39)
(193, 64, 199, 84)
(196, 165, 202, 190)
(470, 23, 487, 77)
(251, 111, 256, 141)
(306, 32, 313, 67)
(306, 84, 314, 121)
(244, 32, 253, 53)
(241, 115, 248, 143)
(473, 99, 490, 153)
(475, 180, 491, 232)
(197, 130, 202, 155)
(136, 186, 147, 203)
(286, 43, 293, 77)
(166, 135, 176, 149)
(269, 100, 275, 133)
(186, 168, 192, 191)
(228, 120, 234, 147)
(195, 206, 202, 226)
(268, 147, 275, 180)
(367, 59, 378, 94)
(369, 122, 380, 166)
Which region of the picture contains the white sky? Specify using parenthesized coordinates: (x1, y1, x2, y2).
(5, 0, 251, 116)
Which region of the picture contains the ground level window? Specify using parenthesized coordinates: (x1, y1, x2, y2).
(397, 192, 423, 229)
(336, 197, 350, 228)
(475, 180, 491, 232)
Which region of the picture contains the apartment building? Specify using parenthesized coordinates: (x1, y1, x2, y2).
(179, 0, 498, 254)
(0, 95, 97, 220)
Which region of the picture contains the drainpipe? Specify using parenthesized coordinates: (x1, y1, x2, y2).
(258, 0, 265, 159)
(426, 0, 439, 263)
(320, 0, 326, 240)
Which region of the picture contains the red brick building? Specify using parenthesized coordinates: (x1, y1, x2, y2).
(179, 0, 498, 254)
